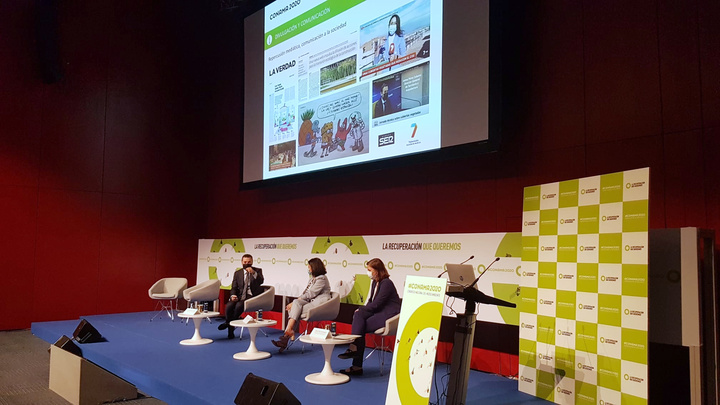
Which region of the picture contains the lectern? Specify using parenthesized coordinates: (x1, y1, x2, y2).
(444, 282, 516, 404)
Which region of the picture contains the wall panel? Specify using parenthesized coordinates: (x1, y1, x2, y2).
(703, 127, 720, 234)
(664, 130, 706, 227)
(525, 0, 585, 151)
(97, 193, 158, 314)
(39, 82, 106, 192)
(658, 0, 703, 133)
(426, 179, 498, 233)
(583, 0, 662, 143)
(0, 186, 38, 330)
(33, 189, 102, 322)
(698, 0, 720, 128)
(0, 1, 209, 329)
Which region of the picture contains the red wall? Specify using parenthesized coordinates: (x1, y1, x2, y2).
(1, 0, 719, 333)
(0, 1, 209, 330)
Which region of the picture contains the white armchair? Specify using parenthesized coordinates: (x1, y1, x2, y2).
(297, 292, 341, 352)
(365, 313, 400, 375)
(238, 285, 276, 339)
(243, 285, 276, 313)
(183, 279, 221, 313)
(148, 278, 188, 321)
(301, 291, 341, 324)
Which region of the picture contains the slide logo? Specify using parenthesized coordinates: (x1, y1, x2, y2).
(378, 132, 395, 147)
(411, 123, 418, 138)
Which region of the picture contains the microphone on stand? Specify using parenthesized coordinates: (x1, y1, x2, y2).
(468, 257, 500, 289)
(437, 255, 474, 278)
(460, 255, 475, 265)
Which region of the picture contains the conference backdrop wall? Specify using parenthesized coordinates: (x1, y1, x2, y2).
(519, 168, 650, 405)
(197, 232, 522, 325)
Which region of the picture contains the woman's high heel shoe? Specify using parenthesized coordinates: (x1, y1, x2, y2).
(271, 334, 291, 352)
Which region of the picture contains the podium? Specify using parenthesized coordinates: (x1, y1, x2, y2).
(444, 284, 516, 405)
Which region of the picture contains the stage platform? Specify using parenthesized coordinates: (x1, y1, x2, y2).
(32, 312, 547, 405)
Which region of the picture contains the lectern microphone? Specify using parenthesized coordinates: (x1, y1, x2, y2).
(467, 257, 500, 289)
(437, 255, 474, 278)
(459, 255, 474, 265)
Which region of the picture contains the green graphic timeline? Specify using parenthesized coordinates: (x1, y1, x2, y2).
(519, 168, 649, 405)
(203, 234, 523, 319)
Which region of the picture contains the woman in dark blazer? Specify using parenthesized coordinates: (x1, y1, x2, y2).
(338, 258, 401, 375)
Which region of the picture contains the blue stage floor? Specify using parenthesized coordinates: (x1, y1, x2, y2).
(32, 312, 548, 405)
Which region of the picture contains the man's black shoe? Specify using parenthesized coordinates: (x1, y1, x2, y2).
(337, 349, 358, 359)
(218, 322, 229, 330)
(339, 367, 363, 376)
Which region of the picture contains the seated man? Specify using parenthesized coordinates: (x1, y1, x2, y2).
(217, 254, 264, 338)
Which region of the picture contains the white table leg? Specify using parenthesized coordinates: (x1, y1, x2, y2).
(233, 327, 271, 360)
(246, 328, 259, 354)
(304, 343, 349, 385)
(320, 343, 335, 377)
(191, 317, 202, 340)
(180, 317, 213, 345)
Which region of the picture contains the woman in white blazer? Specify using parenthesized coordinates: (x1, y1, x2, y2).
(272, 257, 331, 351)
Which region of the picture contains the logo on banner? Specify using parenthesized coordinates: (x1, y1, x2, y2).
(600, 336, 618, 345)
(626, 181, 646, 189)
(624, 373, 645, 383)
(624, 308, 645, 316)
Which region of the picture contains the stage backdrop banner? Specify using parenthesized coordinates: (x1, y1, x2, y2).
(519, 168, 650, 405)
(385, 275, 447, 405)
(197, 232, 522, 325)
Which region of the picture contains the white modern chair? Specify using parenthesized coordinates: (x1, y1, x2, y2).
(238, 285, 276, 339)
(148, 278, 188, 321)
(296, 292, 341, 353)
(183, 279, 221, 323)
(365, 313, 400, 375)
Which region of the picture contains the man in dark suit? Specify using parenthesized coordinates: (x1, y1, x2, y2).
(218, 254, 264, 338)
(373, 83, 394, 118)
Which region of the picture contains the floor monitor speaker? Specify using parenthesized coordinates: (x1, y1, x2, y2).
(72, 319, 104, 343)
(234, 373, 300, 405)
(53, 335, 82, 357)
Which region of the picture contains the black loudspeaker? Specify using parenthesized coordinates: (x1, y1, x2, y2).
(72, 319, 104, 343)
(234, 373, 300, 405)
(52, 335, 82, 357)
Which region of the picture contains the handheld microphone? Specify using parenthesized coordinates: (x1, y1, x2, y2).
(468, 257, 500, 289)
(437, 255, 474, 278)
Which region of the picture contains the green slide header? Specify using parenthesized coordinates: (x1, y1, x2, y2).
(265, 0, 364, 50)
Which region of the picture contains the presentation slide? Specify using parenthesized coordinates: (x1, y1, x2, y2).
(262, 0, 441, 179)
(244, 0, 490, 184)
